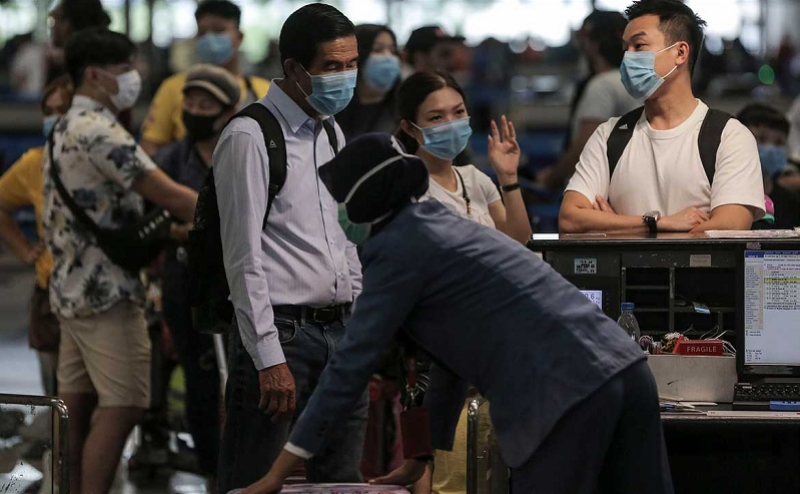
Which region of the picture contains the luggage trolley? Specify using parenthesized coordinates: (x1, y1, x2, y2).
(0, 394, 69, 494)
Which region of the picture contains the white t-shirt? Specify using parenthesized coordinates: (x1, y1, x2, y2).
(10, 43, 46, 97)
(566, 100, 765, 218)
(571, 69, 641, 142)
(424, 165, 501, 228)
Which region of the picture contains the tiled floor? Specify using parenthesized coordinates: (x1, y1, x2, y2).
(0, 251, 207, 494)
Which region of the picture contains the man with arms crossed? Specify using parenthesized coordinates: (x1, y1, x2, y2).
(559, 0, 764, 234)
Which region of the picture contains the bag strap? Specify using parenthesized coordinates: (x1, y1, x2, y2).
(697, 109, 732, 187)
(322, 119, 339, 155)
(47, 128, 104, 238)
(226, 105, 340, 231)
(228, 104, 287, 230)
(606, 106, 645, 179)
(244, 76, 256, 101)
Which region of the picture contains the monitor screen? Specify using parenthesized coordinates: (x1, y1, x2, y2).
(580, 289, 603, 309)
(743, 250, 800, 366)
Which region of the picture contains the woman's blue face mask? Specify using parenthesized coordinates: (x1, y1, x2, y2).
(43, 115, 59, 138)
(413, 117, 473, 161)
(363, 55, 400, 93)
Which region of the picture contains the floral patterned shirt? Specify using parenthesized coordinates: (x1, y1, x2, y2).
(43, 95, 156, 318)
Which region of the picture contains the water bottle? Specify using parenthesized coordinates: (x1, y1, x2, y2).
(617, 302, 641, 342)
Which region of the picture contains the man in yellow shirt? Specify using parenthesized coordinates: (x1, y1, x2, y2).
(140, 0, 269, 156)
(0, 75, 73, 396)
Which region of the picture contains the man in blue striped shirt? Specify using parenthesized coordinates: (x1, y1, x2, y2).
(212, 5, 364, 492)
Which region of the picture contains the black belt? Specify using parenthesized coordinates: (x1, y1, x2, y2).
(273, 304, 351, 324)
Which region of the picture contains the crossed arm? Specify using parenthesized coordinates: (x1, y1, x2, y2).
(558, 191, 756, 234)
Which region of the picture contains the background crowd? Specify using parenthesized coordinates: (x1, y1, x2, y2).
(1, 0, 800, 493)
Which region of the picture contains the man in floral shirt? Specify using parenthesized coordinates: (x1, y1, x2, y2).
(42, 28, 198, 494)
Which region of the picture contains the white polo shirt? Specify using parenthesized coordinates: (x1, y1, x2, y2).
(566, 100, 765, 219)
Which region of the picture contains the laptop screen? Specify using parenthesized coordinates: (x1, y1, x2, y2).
(743, 250, 800, 367)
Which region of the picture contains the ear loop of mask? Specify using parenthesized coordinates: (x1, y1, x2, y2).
(92, 68, 115, 97)
(369, 209, 395, 225)
(658, 42, 680, 79)
(292, 64, 312, 99)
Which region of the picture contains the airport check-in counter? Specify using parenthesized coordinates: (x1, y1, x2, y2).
(528, 232, 800, 494)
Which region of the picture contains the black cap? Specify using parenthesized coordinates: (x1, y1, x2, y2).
(320, 133, 429, 225)
(405, 25, 464, 59)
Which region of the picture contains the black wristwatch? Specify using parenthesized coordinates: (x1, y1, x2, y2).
(501, 182, 521, 193)
(643, 210, 661, 235)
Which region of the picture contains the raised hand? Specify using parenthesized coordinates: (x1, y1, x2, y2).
(488, 115, 521, 184)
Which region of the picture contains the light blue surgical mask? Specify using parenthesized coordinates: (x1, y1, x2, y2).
(414, 117, 473, 160)
(43, 115, 59, 138)
(299, 69, 358, 116)
(364, 55, 400, 93)
(758, 144, 788, 179)
(620, 42, 679, 100)
(197, 33, 235, 65)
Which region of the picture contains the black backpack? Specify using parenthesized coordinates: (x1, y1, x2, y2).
(606, 106, 732, 186)
(188, 103, 339, 334)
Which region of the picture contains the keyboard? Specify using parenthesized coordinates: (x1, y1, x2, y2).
(734, 382, 800, 410)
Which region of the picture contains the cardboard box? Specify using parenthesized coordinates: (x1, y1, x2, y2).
(646, 354, 737, 403)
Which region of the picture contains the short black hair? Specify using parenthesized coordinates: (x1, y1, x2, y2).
(65, 28, 137, 86)
(737, 103, 790, 136)
(279, 3, 355, 72)
(625, 0, 707, 72)
(584, 10, 628, 68)
(195, 0, 241, 27)
(59, 0, 111, 32)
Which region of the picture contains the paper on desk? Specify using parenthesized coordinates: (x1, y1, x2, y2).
(706, 410, 800, 418)
(705, 230, 800, 239)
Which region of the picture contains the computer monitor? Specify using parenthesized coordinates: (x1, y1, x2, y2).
(738, 249, 800, 378)
(580, 290, 603, 309)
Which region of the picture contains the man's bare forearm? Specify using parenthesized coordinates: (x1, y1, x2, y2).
(559, 207, 647, 234)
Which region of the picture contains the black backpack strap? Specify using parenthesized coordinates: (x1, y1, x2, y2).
(606, 106, 645, 178)
(228, 103, 286, 230)
(697, 109, 732, 187)
(244, 76, 257, 101)
(47, 128, 104, 238)
(322, 119, 339, 155)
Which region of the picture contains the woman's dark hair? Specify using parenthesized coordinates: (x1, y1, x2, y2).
(584, 10, 628, 68)
(195, 0, 241, 27)
(396, 70, 466, 153)
(65, 28, 137, 86)
(625, 0, 707, 73)
(59, 0, 111, 32)
(279, 3, 355, 72)
(737, 103, 790, 136)
(355, 24, 399, 104)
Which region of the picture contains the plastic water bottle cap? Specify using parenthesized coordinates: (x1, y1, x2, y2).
(621, 302, 635, 311)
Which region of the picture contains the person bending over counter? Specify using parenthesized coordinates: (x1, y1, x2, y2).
(559, 0, 764, 235)
(238, 133, 673, 494)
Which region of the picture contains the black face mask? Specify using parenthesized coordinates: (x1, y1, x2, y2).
(183, 110, 222, 142)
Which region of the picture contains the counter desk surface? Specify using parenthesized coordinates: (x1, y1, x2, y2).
(528, 232, 800, 250)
